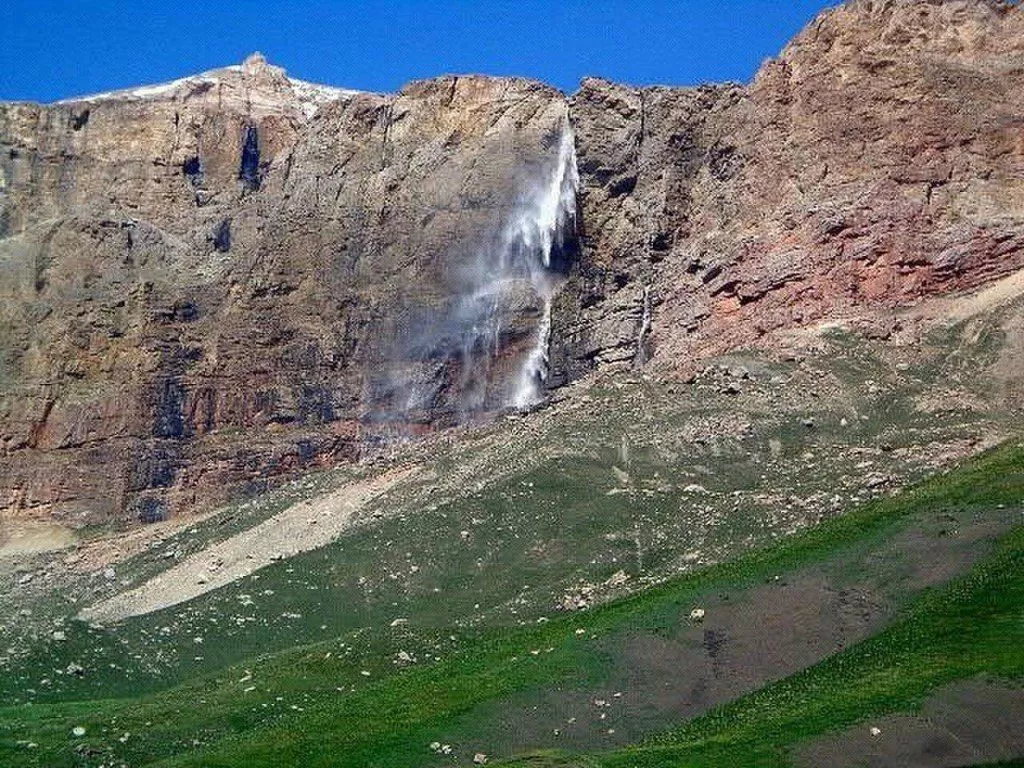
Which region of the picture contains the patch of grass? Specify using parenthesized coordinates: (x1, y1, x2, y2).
(2, 444, 1022, 767)
(495, 446, 1024, 766)
(582, 524, 1024, 767)
(6, 323, 1012, 709)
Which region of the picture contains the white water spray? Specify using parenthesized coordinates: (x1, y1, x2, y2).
(371, 116, 579, 427)
(508, 122, 579, 408)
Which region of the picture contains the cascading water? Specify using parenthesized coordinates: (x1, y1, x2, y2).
(507, 123, 579, 408)
(370, 116, 579, 431)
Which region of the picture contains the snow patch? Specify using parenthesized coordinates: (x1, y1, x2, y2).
(290, 78, 361, 118)
(54, 62, 362, 119)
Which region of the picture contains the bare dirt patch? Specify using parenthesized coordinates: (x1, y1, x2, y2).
(0, 520, 75, 558)
(795, 679, 1024, 768)
(62, 509, 222, 575)
(79, 467, 416, 623)
(884, 516, 1013, 595)
(597, 576, 887, 734)
(919, 266, 1024, 325)
(448, 576, 890, 758)
(451, 511, 1018, 759)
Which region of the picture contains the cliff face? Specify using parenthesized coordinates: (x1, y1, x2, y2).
(563, 0, 1024, 374)
(2, 0, 1023, 526)
(0, 55, 569, 524)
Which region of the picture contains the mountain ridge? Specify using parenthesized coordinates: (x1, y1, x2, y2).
(2, 0, 1023, 526)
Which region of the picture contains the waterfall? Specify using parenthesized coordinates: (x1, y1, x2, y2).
(440, 115, 578, 413)
(369, 116, 579, 428)
(512, 296, 553, 408)
(508, 122, 579, 408)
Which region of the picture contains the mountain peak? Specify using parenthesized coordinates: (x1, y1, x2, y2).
(242, 51, 269, 73)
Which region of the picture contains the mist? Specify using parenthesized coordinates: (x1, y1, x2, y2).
(365, 115, 580, 435)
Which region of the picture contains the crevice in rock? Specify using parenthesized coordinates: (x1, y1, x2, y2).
(638, 88, 646, 155)
(211, 218, 232, 253)
(153, 379, 187, 440)
(134, 496, 167, 524)
(27, 397, 56, 449)
(69, 109, 90, 131)
(380, 103, 394, 170)
(633, 284, 653, 367)
(239, 123, 261, 191)
(183, 155, 203, 187)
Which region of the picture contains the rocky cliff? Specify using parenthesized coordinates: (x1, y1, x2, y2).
(2, 0, 1022, 527)
(560, 0, 1024, 377)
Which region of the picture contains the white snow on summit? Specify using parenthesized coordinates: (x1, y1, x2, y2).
(54, 54, 362, 119)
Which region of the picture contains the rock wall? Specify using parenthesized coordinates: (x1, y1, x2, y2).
(562, 0, 1024, 375)
(0, 56, 569, 525)
(2, 0, 1023, 526)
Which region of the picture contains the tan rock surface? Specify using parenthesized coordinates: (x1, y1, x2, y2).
(1, 64, 567, 525)
(562, 0, 1024, 379)
(3, 1, 1024, 526)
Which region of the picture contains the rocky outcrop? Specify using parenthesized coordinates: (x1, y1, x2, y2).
(2, 0, 1023, 526)
(1, 56, 570, 525)
(562, 0, 1024, 374)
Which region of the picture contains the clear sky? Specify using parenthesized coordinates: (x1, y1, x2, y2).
(0, 1, 837, 103)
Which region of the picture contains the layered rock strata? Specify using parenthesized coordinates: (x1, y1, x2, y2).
(2, 0, 1022, 525)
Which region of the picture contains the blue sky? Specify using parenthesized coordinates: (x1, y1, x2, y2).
(0, 1, 836, 102)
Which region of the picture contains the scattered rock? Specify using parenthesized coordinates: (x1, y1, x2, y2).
(605, 570, 630, 588)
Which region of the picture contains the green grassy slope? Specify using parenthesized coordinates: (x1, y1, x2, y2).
(547, 518, 1024, 767)
(2, 444, 1022, 767)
